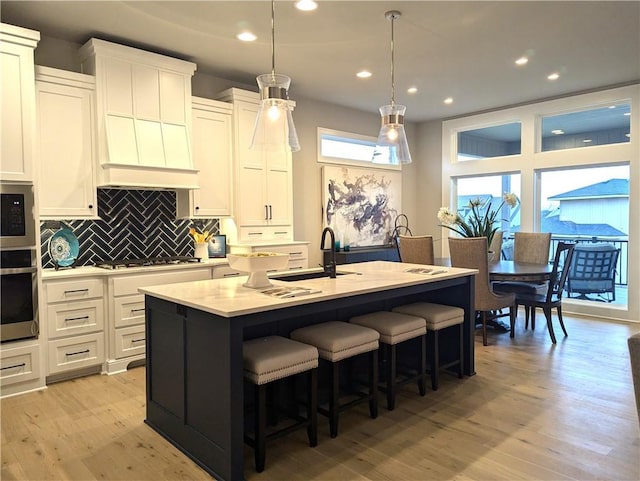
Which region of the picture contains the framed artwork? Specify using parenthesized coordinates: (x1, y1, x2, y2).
(208, 234, 226, 258)
(322, 165, 402, 247)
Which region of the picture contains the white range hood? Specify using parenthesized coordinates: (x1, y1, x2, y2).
(79, 38, 199, 189)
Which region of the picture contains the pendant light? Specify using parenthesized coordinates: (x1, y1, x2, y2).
(372, 10, 412, 165)
(250, 0, 300, 152)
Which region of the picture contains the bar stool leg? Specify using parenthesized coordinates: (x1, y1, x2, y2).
(255, 383, 267, 473)
(458, 324, 464, 379)
(429, 330, 440, 391)
(369, 349, 378, 419)
(330, 362, 340, 438)
(387, 344, 396, 411)
(419, 334, 427, 396)
(307, 368, 318, 447)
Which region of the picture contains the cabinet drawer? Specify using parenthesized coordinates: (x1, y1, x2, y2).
(47, 299, 104, 339)
(211, 266, 243, 279)
(238, 226, 292, 242)
(114, 294, 145, 328)
(111, 268, 211, 297)
(1, 344, 41, 386)
(46, 278, 103, 302)
(48, 332, 105, 375)
(115, 325, 146, 359)
(287, 259, 308, 270)
(264, 244, 308, 260)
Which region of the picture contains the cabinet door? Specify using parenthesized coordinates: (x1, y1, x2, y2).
(191, 107, 232, 217)
(236, 101, 264, 170)
(237, 165, 268, 226)
(36, 80, 97, 218)
(1, 43, 36, 182)
(266, 167, 291, 225)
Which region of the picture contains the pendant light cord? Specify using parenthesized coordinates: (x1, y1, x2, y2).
(390, 13, 395, 106)
(271, 0, 276, 78)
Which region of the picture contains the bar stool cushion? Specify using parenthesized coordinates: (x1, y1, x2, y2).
(243, 336, 318, 385)
(350, 311, 426, 345)
(393, 303, 464, 330)
(290, 321, 379, 362)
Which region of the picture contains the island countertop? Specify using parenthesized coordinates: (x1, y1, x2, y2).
(138, 260, 478, 317)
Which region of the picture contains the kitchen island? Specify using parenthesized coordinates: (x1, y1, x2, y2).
(139, 261, 477, 481)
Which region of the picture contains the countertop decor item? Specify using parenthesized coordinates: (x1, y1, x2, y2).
(437, 192, 519, 248)
(49, 228, 79, 269)
(227, 252, 289, 288)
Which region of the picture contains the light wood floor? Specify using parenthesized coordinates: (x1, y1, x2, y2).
(2, 313, 639, 481)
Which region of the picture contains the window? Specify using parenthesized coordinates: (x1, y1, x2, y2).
(317, 128, 400, 170)
(540, 102, 631, 152)
(456, 122, 521, 161)
(455, 174, 521, 234)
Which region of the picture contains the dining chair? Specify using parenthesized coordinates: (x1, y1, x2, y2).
(493, 231, 551, 327)
(397, 235, 434, 265)
(448, 237, 517, 346)
(488, 231, 503, 261)
(514, 242, 575, 344)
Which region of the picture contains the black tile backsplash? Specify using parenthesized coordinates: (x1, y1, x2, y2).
(40, 189, 219, 268)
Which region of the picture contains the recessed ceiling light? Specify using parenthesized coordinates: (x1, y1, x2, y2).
(547, 72, 560, 81)
(625, 133, 631, 138)
(624, 112, 631, 116)
(583, 139, 592, 143)
(407, 87, 418, 94)
(444, 97, 453, 104)
(295, 0, 318, 11)
(237, 31, 257, 42)
(356, 70, 372, 78)
(551, 129, 564, 135)
(515, 57, 528, 66)
(608, 105, 617, 109)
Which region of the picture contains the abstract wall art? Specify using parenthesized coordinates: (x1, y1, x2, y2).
(322, 165, 402, 247)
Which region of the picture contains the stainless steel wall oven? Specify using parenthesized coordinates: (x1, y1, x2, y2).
(1, 183, 39, 343)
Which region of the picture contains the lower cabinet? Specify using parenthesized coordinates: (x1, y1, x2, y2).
(106, 267, 211, 374)
(43, 277, 106, 380)
(0, 342, 41, 389)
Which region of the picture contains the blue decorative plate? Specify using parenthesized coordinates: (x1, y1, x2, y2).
(49, 228, 79, 267)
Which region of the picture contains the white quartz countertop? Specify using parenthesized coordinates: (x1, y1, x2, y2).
(139, 261, 478, 318)
(41, 258, 229, 279)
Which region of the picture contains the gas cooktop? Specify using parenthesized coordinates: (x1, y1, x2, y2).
(94, 256, 201, 270)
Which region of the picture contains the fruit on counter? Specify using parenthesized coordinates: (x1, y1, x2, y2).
(232, 252, 278, 257)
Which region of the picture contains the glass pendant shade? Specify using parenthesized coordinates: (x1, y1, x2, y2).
(372, 103, 412, 165)
(250, 73, 300, 152)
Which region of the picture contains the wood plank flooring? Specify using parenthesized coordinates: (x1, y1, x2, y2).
(2, 312, 639, 481)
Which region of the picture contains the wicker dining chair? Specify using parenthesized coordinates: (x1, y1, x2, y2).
(448, 237, 517, 346)
(397, 235, 434, 265)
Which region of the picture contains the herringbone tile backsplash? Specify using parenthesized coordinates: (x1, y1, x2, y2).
(40, 189, 219, 268)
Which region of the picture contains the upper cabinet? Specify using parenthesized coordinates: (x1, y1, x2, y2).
(35, 67, 98, 219)
(177, 97, 233, 218)
(217, 88, 293, 242)
(0, 23, 40, 183)
(78, 39, 198, 189)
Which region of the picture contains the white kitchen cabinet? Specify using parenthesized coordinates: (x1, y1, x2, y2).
(35, 66, 98, 219)
(217, 88, 293, 242)
(106, 267, 211, 374)
(0, 23, 39, 183)
(78, 38, 199, 189)
(43, 277, 106, 379)
(0, 342, 41, 390)
(177, 97, 233, 218)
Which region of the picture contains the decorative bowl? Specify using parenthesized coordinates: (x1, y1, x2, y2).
(227, 252, 290, 288)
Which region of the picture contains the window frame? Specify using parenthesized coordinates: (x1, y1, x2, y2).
(316, 127, 401, 170)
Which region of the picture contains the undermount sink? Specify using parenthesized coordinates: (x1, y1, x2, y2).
(270, 270, 354, 282)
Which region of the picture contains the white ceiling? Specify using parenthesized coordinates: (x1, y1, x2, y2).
(2, 1, 639, 122)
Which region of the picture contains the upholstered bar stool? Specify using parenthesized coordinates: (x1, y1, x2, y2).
(290, 321, 379, 438)
(243, 336, 319, 473)
(392, 303, 465, 390)
(350, 311, 427, 410)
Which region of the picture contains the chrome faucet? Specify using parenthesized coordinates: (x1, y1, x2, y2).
(321, 227, 337, 278)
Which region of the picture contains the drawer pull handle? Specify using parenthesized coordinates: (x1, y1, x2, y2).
(131, 338, 145, 343)
(1, 362, 26, 371)
(248, 232, 263, 236)
(289, 251, 303, 255)
(223, 272, 240, 277)
(66, 349, 90, 357)
(64, 289, 89, 295)
(275, 231, 288, 235)
(65, 315, 89, 322)
(130, 308, 145, 313)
